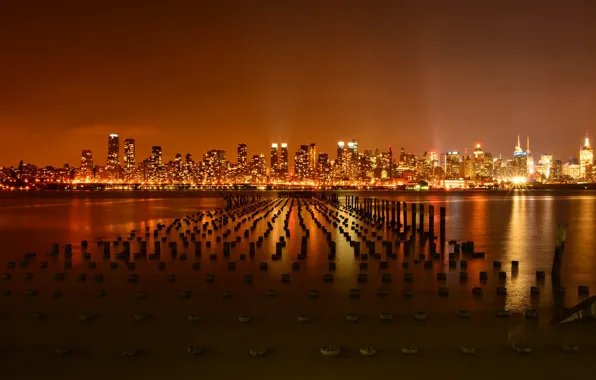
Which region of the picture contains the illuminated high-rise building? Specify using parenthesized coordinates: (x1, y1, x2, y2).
(151, 146, 163, 167)
(472, 144, 485, 178)
(123, 138, 136, 177)
(579, 132, 593, 179)
(388, 146, 393, 178)
(512, 134, 528, 177)
(280, 143, 289, 179)
(440, 151, 461, 179)
(106, 134, 120, 174)
(538, 154, 553, 179)
(347, 140, 358, 159)
(317, 153, 331, 183)
(149, 146, 163, 181)
(79, 150, 93, 180)
(81, 150, 93, 171)
(294, 145, 309, 180)
(203, 150, 226, 182)
(428, 151, 439, 168)
(551, 159, 563, 180)
(249, 154, 267, 182)
(484, 152, 493, 177)
(337, 142, 345, 160)
(308, 143, 317, 174)
(270, 143, 279, 178)
(237, 143, 247, 169)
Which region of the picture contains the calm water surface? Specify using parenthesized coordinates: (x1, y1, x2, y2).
(0, 190, 595, 379)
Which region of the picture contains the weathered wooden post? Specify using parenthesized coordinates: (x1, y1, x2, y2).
(440, 207, 446, 253)
(419, 203, 424, 238)
(429, 205, 435, 240)
(411, 203, 417, 238)
(403, 202, 408, 230)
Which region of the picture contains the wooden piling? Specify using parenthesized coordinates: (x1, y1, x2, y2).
(440, 207, 446, 253)
(411, 203, 417, 238)
(429, 205, 435, 239)
(418, 203, 424, 238)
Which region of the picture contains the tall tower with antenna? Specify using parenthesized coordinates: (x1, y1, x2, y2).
(579, 131, 593, 179)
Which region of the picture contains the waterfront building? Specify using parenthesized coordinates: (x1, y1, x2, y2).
(579, 133, 593, 180)
(78, 150, 94, 181)
(441, 151, 461, 179)
(279, 143, 289, 180)
(472, 144, 485, 178)
(512, 135, 528, 178)
(106, 134, 120, 178)
(537, 154, 553, 179)
(308, 143, 317, 177)
(203, 149, 226, 183)
(317, 153, 331, 183)
(123, 138, 135, 179)
(294, 145, 309, 181)
(237, 143, 247, 170)
(270, 143, 279, 179)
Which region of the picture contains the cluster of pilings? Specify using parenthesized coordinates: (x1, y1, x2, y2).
(344, 195, 446, 254)
(220, 192, 261, 209)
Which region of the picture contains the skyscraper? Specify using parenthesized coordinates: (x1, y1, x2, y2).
(512, 135, 528, 177)
(347, 140, 358, 159)
(579, 132, 593, 179)
(280, 143, 289, 179)
(237, 143, 247, 169)
(151, 146, 163, 167)
(203, 149, 226, 182)
(539, 153, 553, 179)
(337, 142, 345, 160)
(270, 143, 279, 178)
(441, 151, 461, 179)
(123, 138, 136, 177)
(472, 144, 485, 178)
(81, 150, 93, 171)
(150, 146, 163, 181)
(79, 150, 93, 180)
(317, 153, 331, 183)
(106, 134, 120, 174)
(294, 145, 309, 180)
(308, 143, 317, 175)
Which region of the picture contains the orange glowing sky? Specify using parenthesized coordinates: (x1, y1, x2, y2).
(1, 0, 595, 167)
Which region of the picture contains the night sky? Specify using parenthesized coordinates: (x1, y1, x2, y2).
(1, 0, 595, 167)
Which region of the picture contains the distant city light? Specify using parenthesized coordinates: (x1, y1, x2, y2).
(0, 133, 594, 190)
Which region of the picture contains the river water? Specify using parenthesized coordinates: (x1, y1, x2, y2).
(0, 190, 595, 379)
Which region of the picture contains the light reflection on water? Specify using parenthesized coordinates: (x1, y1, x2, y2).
(1, 191, 596, 334)
(1, 191, 596, 377)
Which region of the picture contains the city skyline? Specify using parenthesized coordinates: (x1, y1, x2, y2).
(1, 131, 593, 189)
(1, 131, 591, 169)
(1, 1, 596, 166)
